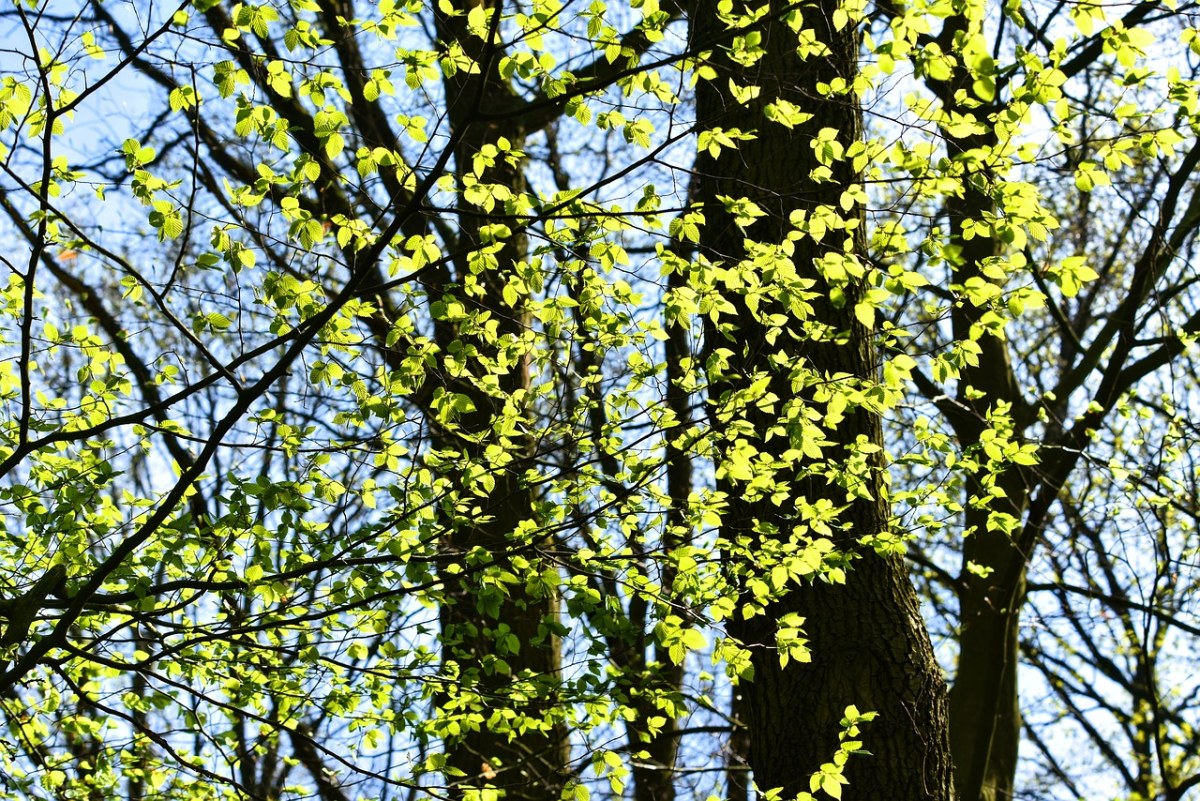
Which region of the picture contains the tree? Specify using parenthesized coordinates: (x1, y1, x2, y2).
(0, 2, 724, 797)
(0, 1, 1198, 800)
(690, 0, 955, 797)
(881, 1, 1200, 797)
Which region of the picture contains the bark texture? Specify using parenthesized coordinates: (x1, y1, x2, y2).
(692, 0, 956, 797)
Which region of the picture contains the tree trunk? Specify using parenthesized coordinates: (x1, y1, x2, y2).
(433, 1, 569, 798)
(692, 0, 956, 798)
(629, 262, 694, 801)
(941, 220, 1026, 801)
(935, 89, 1028, 801)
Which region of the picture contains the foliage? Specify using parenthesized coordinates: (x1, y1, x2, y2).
(0, 0, 1196, 800)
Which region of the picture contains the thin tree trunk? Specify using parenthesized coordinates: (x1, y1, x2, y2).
(727, 689, 751, 801)
(630, 262, 695, 801)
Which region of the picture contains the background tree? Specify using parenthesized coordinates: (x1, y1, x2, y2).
(875, 0, 1200, 797)
(0, 1, 720, 798)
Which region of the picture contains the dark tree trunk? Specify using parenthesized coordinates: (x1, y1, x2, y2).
(691, 1, 957, 798)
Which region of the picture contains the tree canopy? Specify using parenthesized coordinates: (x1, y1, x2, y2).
(0, 0, 1198, 800)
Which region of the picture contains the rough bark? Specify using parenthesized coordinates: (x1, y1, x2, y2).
(692, 0, 956, 798)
